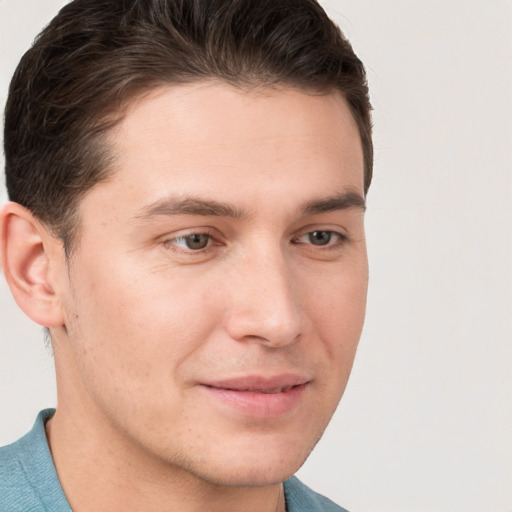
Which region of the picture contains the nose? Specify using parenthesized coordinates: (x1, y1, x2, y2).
(223, 247, 302, 348)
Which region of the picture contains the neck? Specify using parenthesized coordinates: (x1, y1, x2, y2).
(45, 406, 286, 512)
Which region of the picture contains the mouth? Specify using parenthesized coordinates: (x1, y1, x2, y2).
(199, 375, 310, 418)
(245, 385, 295, 394)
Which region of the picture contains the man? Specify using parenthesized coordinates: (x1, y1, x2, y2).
(0, 0, 372, 510)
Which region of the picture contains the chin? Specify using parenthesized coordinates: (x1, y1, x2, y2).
(178, 433, 317, 488)
(190, 460, 300, 488)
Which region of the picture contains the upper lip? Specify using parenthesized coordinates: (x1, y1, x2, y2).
(200, 374, 310, 392)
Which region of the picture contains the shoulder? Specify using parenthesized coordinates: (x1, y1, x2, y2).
(0, 409, 71, 512)
(1, 430, 44, 512)
(284, 476, 350, 512)
(1, 441, 28, 512)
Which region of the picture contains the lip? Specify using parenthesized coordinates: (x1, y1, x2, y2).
(199, 374, 310, 418)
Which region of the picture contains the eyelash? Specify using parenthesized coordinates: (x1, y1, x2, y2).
(163, 230, 217, 253)
(292, 230, 348, 250)
(163, 229, 348, 255)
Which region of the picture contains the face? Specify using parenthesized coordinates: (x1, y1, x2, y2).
(53, 82, 368, 487)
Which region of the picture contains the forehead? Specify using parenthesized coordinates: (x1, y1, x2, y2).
(113, 82, 362, 157)
(82, 82, 364, 221)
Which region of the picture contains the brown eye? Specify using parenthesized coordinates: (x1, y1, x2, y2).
(294, 230, 346, 249)
(183, 234, 210, 250)
(168, 233, 212, 251)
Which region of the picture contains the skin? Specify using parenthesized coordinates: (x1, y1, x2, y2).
(1, 82, 368, 512)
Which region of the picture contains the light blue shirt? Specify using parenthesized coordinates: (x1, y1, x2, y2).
(1, 410, 348, 511)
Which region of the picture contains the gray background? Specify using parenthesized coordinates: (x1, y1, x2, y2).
(1, 1, 511, 511)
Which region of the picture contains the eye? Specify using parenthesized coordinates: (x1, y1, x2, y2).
(168, 233, 212, 251)
(306, 231, 334, 246)
(294, 230, 347, 248)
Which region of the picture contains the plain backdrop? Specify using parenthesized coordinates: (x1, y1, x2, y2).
(1, 1, 511, 511)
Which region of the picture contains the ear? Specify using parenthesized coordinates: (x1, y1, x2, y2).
(0, 202, 66, 327)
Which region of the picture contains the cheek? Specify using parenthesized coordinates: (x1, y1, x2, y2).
(305, 263, 368, 355)
(65, 257, 222, 384)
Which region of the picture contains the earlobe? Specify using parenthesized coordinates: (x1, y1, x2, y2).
(0, 202, 66, 327)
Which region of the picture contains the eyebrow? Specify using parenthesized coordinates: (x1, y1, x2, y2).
(135, 196, 246, 220)
(300, 191, 366, 215)
(135, 190, 365, 222)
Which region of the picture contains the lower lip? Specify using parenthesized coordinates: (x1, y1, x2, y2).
(202, 384, 307, 418)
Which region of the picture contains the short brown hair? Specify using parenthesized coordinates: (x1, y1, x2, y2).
(4, 0, 373, 253)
